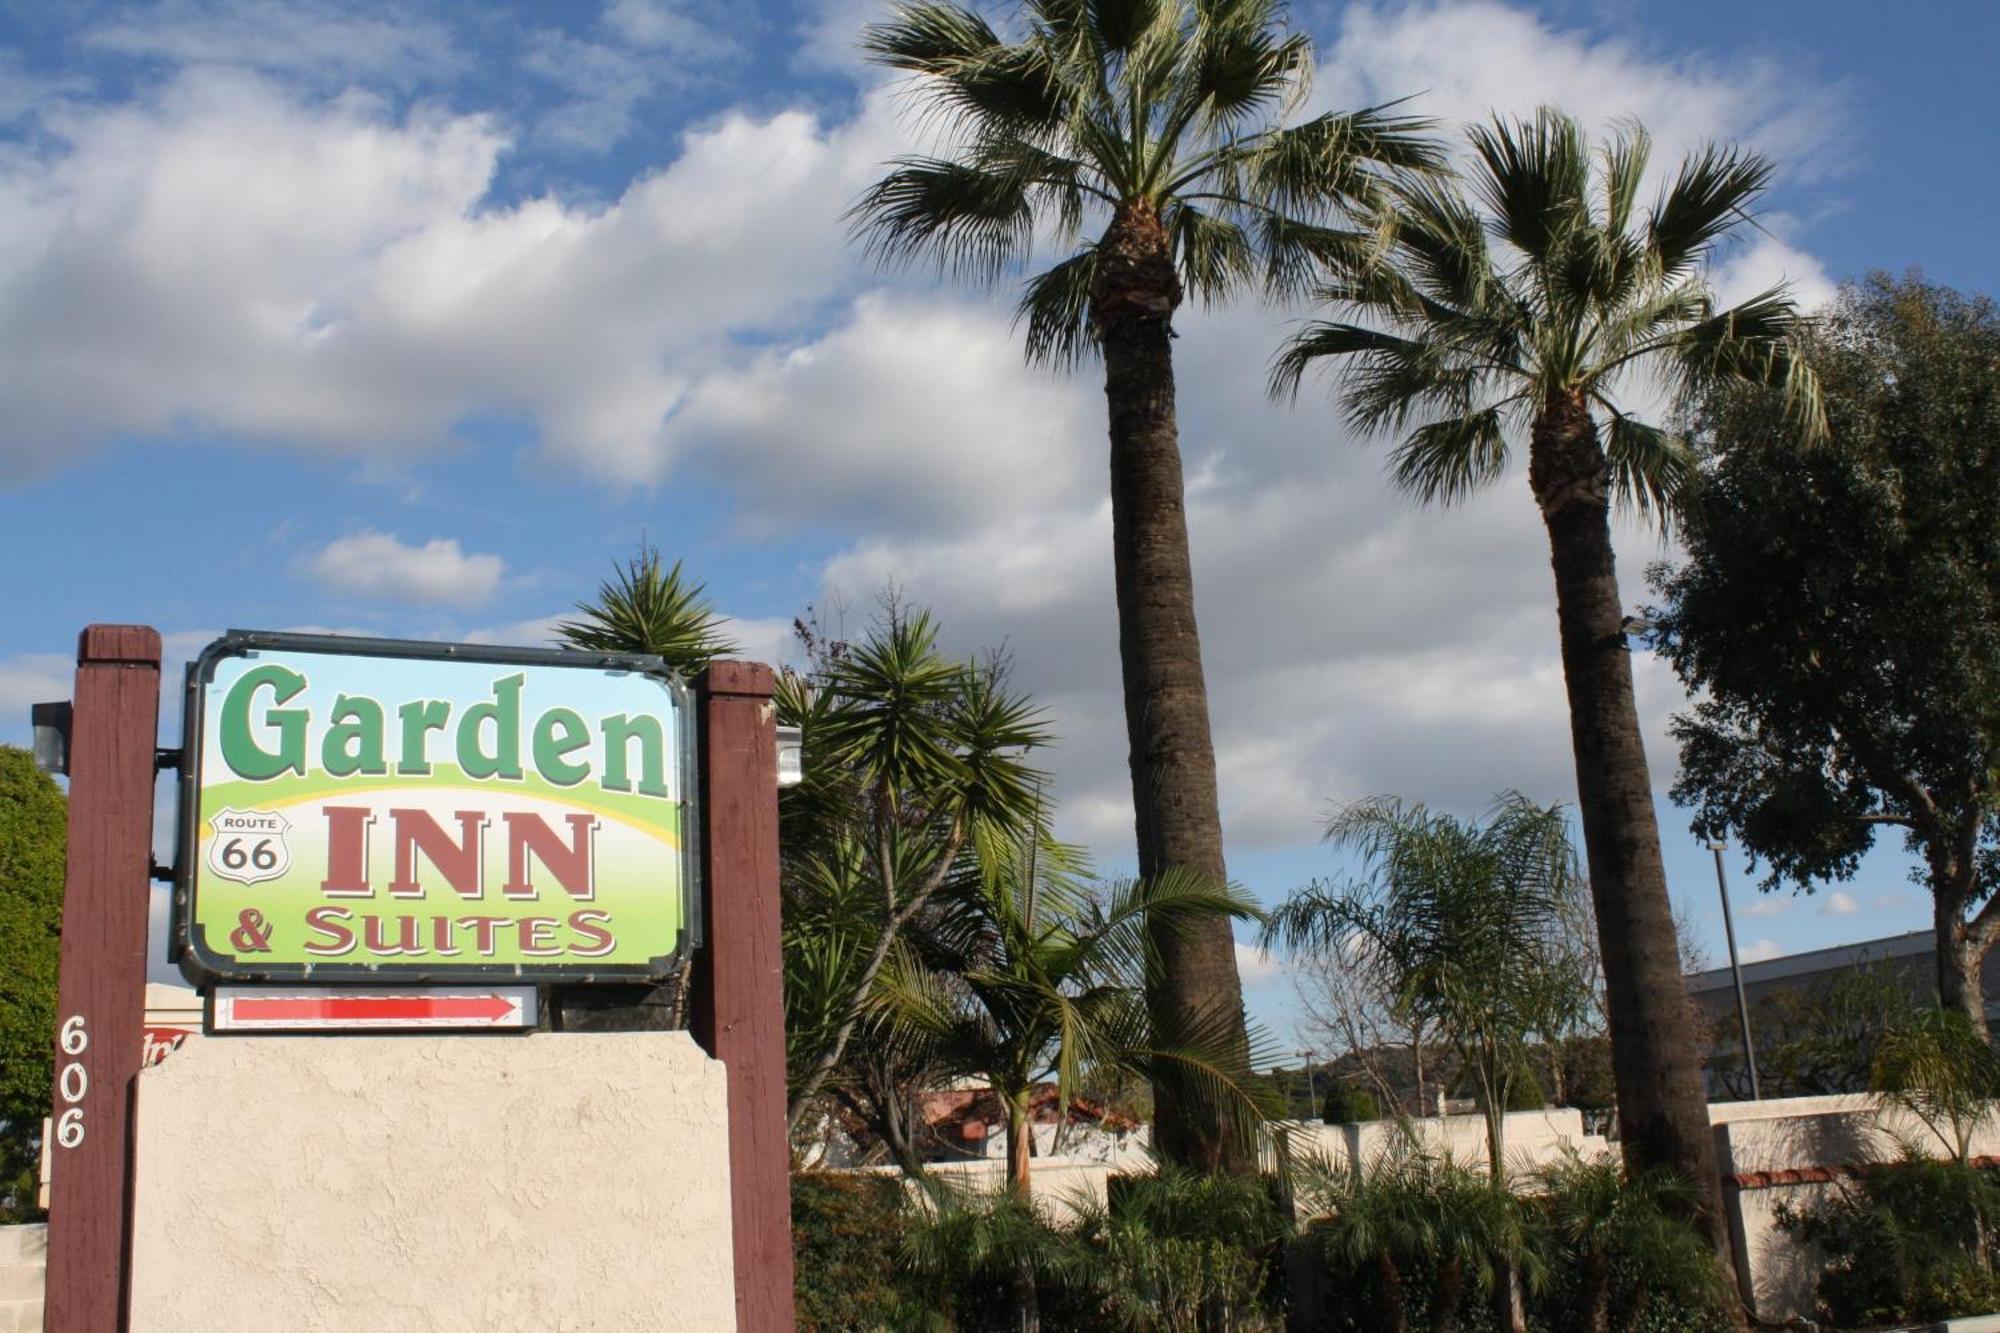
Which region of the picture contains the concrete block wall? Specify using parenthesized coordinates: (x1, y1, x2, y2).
(127, 1031, 736, 1333)
(1709, 1095, 2000, 1324)
(0, 1224, 45, 1333)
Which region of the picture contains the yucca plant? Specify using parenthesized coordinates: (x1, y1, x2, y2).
(556, 545, 739, 672)
(1273, 108, 1824, 1272)
(854, 0, 1445, 1172)
(782, 607, 1053, 1130)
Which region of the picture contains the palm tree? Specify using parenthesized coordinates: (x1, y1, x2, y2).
(883, 844, 1264, 1199)
(1272, 108, 1824, 1266)
(781, 608, 1052, 1129)
(1534, 1154, 1732, 1333)
(1297, 1144, 1530, 1333)
(854, 0, 1443, 1172)
(1265, 793, 1587, 1332)
(1264, 793, 1588, 1195)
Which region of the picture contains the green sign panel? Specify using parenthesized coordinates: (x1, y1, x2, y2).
(173, 632, 697, 984)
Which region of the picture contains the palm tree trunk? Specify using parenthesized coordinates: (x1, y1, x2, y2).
(1374, 1252, 1408, 1333)
(1006, 1097, 1040, 1333)
(1092, 198, 1252, 1175)
(1528, 398, 1737, 1284)
(1008, 1097, 1033, 1199)
(1583, 1248, 1611, 1333)
(1430, 1257, 1463, 1333)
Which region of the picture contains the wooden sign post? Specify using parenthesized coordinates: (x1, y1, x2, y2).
(691, 661, 796, 1332)
(43, 626, 162, 1333)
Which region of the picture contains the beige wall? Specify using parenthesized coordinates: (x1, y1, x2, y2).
(127, 1032, 735, 1333)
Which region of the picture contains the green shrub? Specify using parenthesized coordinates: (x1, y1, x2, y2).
(1287, 1149, 1734, 1333)
(792, 1172, 928, 1332)
(1320, 1083, 1380, 1125)
(1505, 1071, 1545, 1113)
(1777, 1153, 2000, 1326)
(1526, 1155, 1735, 1333)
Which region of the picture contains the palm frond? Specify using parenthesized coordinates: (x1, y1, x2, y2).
(1466, 107, 1590, 258)
(1599, 118, 1651, 234)
(1647, 142, 1774, 278)
(1655, 286, 1827, 442)
(1385, 407, 1509, 506)
(850, 156, 1039, 282)
(1170, 201, 1256, 306)
(555, 547, 739, 673)
(865, 4, 1067, 138)
(1016, 246, 1100, 368)
(1602, 410, 1694, 527)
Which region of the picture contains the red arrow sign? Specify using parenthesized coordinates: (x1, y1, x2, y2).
(233, 994, 515, 1023)
(211, 986, 537, 1031)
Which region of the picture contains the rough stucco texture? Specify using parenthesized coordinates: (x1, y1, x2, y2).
(127, 1032, 736, 1332)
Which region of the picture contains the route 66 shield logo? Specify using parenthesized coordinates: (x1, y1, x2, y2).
(207, 808, 293, 886)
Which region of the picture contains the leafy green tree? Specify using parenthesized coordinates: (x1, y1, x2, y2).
(883, 838, 1263, 1198)
(1777, 1152, 2000, 1327)
(0, 745, 65, 1220)
(853, 0, 1443, 1172)
(780, 607, 1051, 1131)
(1705, 962, 1917, 1101)
(556, 545, 740, 672)
(1652, 275, 2000, 1034)
(1273, 107, 1823, 1261)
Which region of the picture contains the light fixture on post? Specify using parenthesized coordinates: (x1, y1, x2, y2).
(30, 701, 71, 777)
(775, 724, 804, 789)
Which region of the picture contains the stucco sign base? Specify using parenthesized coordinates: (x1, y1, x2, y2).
(128, 1031, 735, 1332)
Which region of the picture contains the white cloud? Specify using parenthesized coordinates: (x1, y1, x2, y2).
(1313, 2, 1849, 181)
(0, 1, 1852, 902)
(680, 293, 1098, 535)
(1236, 940, 1288, 986)
(603, 0, 729, 54)
(1740, 938, 1784, 964)
(1822, 891, 1861, 916)
(0, 71, 902, 484)
(305, 532, 505, 607)
(1743, 896, 1791, 919)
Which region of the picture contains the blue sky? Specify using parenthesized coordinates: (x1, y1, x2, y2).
(1, 0, 1993, 1039)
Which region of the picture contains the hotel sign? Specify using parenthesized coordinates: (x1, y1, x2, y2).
(173, 632, 697, 984)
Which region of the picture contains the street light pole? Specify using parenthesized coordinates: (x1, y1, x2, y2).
(1709, 840, 1762, 1100)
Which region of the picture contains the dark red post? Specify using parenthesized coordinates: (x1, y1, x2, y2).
(43, 625, 161, 1333)
(690, 661, 795, 1332)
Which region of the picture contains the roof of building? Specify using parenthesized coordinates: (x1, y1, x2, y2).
(1684, 928, 1933, 995)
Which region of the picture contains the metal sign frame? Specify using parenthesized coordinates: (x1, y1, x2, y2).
(171, 629, 701, 986)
